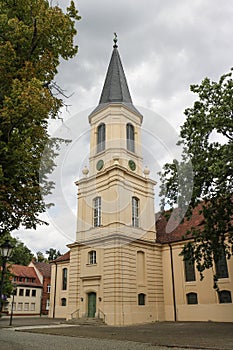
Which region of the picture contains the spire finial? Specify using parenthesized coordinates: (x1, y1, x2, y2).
(113, 32, 118, 48)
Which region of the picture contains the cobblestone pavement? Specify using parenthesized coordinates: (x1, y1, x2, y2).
(0, 329, 198, 350)
(1, 316, 233, 350)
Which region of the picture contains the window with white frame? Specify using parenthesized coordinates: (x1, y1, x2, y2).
(126, 123, 135, 152)
(89, 250, 97, 265)
(30, 303, 35, 311)
(132, 197, 139, 227)
(47, 284, 51, 293)
(93, 196, 101, 227)
(97, 123, 105, 153)
(17, 302, 23, 311)
(24, 303, 29, 311)
(46, 299, 50, 310)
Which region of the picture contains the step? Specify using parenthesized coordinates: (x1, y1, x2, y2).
(65, 317, 106, 326)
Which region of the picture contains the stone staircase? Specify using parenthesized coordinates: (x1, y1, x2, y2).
(64, 317, 106, 326)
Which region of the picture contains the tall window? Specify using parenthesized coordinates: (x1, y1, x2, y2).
(186, 292, 198, 304)
(97, 123, 105, 153)
(89, 250, 97, 264)
(137, 251, 145, 284)
(132, 197, 139, 227)
(62, 268, 67, 290)
(127, 123, 135, 152)
(184, 257, 196, 282)
(93, 196, 101, 227)
(215, 250, 229, 279)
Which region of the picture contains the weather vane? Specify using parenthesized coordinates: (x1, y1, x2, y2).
(113, 32, 118, 48)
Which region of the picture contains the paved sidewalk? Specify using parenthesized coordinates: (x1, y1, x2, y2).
(0, 315, 65, 328)
(1, 316, 233, 349)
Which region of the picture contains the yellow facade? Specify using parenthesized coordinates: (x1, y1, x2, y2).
(162, 243, 233, 322)
(49, 41, 233, 324)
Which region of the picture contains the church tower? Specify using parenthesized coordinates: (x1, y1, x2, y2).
(67, 37, 164, 325)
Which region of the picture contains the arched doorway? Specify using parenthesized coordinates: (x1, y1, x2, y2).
(87, 292, 96, 317)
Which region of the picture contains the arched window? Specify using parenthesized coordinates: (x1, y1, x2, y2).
(184, 257, 196, 282)
(215, 249, 229, 279)
(97, 123, 105, 153)
(89, 250, 97, 264)
(93, 196, 101, 227)
(138, 293, 146, 305)
(137, 251, 145, 284)
(218, 290, 232, 303)
(132, 196, 139, 227)
(62, 268, 67, 290)
(186, 292, 198, 304)
(61, 298, 67, 306)
(126, 123, 135, 152)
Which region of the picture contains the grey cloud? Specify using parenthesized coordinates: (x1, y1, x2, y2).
(14, 0, 233, 253)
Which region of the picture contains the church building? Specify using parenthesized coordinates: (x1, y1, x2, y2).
(49, 38, 233, 325)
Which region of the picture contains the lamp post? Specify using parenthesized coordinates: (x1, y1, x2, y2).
(0, 240, 14, 315)
(9, 283, 17, 326)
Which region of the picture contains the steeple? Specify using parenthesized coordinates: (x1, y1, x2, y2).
(89, 35, 142, 118)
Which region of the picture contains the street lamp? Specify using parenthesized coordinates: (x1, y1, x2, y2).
(0, 240, 14, 314)
(9, 283, 17, 326)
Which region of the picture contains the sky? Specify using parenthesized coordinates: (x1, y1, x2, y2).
(12, 0, 233, 256)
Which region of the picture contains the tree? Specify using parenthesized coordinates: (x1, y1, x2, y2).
(46, 248, 61, 261)
(0, 0, 81, 235)
(36, 251, 46, 262)
(159, 69, 233, 282)
(9, 238, 34, 265)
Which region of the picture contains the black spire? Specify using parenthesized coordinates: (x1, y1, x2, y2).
(89, 35, 142, 118)
(99, 35, 132, 104)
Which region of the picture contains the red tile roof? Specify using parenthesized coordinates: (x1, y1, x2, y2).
(51, 251, 70, 263)
(10, 264, 42, 288)
(156, 204, 204, 244)
(33, 261, 51, 278)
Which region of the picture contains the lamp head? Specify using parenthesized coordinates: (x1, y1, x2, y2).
(0, 240, 14, 259)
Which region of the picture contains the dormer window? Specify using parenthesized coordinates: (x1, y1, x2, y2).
(127, 123, 135, 152)
(97, 123, 105, 153)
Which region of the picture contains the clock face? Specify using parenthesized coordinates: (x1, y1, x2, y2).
(128, 160, 136, 171)
(96, 159, 104, 171)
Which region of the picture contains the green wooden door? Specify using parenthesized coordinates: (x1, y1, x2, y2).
(88, 292, 96, 317)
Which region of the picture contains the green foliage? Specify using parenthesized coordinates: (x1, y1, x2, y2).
(0, 0, 81, 234)
(9, 239, 34, 265)
(159, 68, 233, 281)
(0, 268, 13, 300)
(46, 247, 61, 261)
(36, 251, 46, 262)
